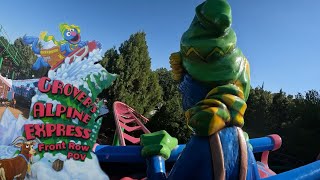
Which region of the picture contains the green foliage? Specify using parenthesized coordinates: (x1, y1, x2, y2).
(0, 37, 37, 79)
(12, 38, 34, 78)
(243, 86, 273, 136)
(98, 34, 192, 144)
(244, 87, 320, 166)
(95, 31, 319, 167)
(101, 32, 162, 115)
(148, 68, 191, 143)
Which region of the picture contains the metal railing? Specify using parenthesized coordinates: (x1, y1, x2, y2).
(0, 24, 22, 66)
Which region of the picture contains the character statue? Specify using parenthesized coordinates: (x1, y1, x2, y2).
(141, 0, 257, 179)
(23, 23, 100, 70)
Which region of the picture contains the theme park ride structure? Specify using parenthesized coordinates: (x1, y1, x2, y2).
(1, 1, 319, 179)
(93, 0, 320, 179)
(111, 101, 151, 146)
(94, 101, 320, 179)
(0, 25, 32, 102)
(0, 25, 22, 66)
(0, 25, 22, 79)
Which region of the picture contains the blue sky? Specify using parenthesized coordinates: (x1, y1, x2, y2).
(0, 0, 319, 95)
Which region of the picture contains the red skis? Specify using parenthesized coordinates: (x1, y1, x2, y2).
(50, 41, 98, 70)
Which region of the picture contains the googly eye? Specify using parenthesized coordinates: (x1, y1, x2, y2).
(70, 29, 75, 32)
(66, 32, 71, 36)
(26, 145, 29, 148)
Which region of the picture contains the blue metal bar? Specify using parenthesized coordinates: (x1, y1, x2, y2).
(94, 145, 144, 163)
(94, 136, 277, 163)
(249, 136, 277, 153)
(93, 136, 320, 180)
(94, 145, 185, 163)
(146, 156, 166, 180)
(264, 160, 320, 180)
(95, 137, 277, 163)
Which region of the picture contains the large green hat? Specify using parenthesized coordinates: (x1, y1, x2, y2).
(176, 0, 247, 85)
(59, 23, 81, 36)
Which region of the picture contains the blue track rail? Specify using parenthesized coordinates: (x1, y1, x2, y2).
(94, 135, 320, 179)
(95, 136, 277, 163)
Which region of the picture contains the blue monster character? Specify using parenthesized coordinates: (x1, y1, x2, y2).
(57, 23, 88, 54)
(23, 23, 95, 70)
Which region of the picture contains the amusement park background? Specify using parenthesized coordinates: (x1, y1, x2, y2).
(0, 0, 319, 176)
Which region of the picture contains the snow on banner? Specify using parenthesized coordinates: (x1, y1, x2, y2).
(25, 48, 117, 161)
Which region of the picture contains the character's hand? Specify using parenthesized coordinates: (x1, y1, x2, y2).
(23, 35, 38, 45)
(140, 130, 178, 160)
(78, 41, 88, 48)
(169, 52, 184, 81)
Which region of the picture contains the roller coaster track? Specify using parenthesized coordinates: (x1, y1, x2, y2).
(112, 101, 151, 146)
(0, 24, 22, 66)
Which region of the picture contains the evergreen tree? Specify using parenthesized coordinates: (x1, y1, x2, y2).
(148, 68, 192, 143)
(268, 89, 295, 131)
(0, 36, 14, 77)
(0, 37, 37, 79)
(98, 32, 162, 144)
(100, 47, 123, 103)
(101, 32, 162, 115)
(13, 38, 37, 79)
(283, 90, 320, 164)
(244, 86, 273, 136)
